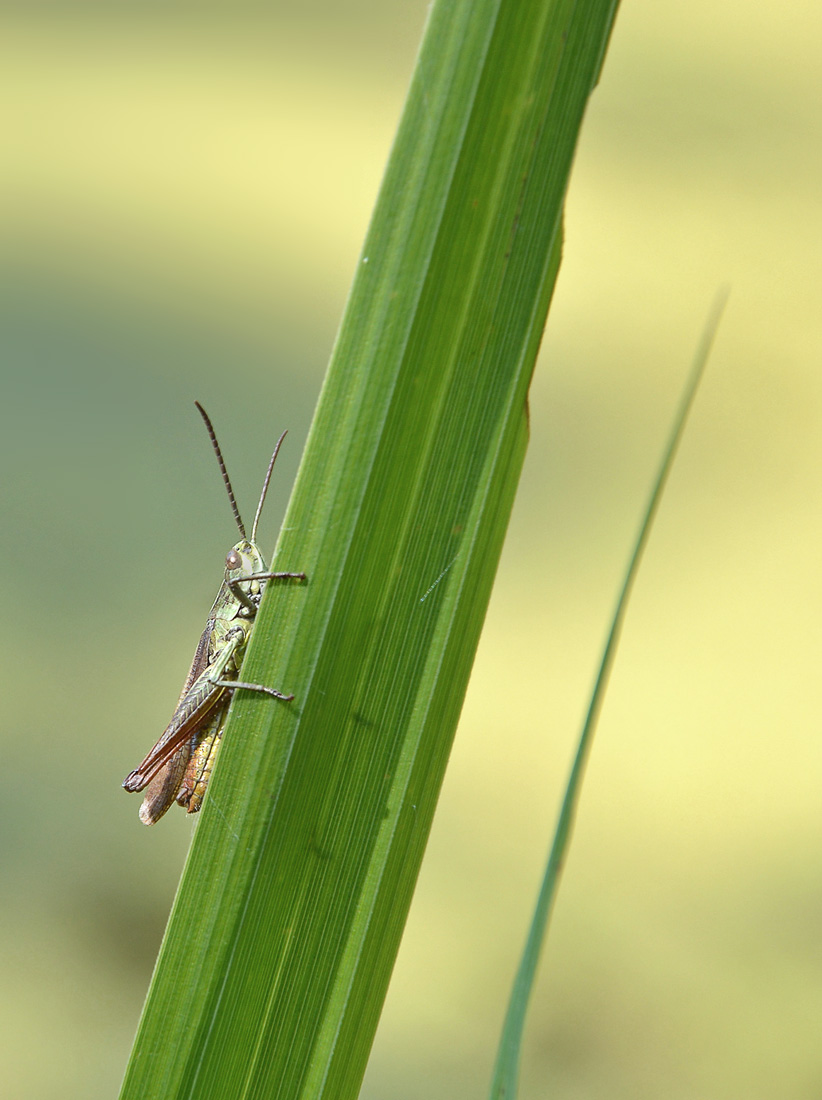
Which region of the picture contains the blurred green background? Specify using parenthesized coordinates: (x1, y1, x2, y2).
(2, 2, 821, 1097)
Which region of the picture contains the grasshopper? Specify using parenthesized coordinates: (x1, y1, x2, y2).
(123, 402, 306, 825)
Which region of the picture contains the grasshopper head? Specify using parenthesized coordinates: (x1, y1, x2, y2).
(225, 539, 266, 579)
(225, 539, 268, 612)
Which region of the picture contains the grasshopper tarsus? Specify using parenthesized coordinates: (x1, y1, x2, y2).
(218, 679, 295, 702)
(240, 570, 307, 584)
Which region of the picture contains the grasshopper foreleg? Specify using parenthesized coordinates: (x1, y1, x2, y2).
(246, 570, 307, 582)
(227, 570, 306, 613)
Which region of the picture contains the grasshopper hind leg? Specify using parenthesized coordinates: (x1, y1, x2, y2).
(177, 708, 225, 814)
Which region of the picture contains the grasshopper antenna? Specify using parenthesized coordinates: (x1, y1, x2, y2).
(251, 429, 288, 544)
(194, 401, 247, 540)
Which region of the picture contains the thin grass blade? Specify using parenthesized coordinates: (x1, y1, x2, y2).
(490, 291, 729, 1100)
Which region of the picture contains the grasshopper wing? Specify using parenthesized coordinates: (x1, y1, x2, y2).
(123, 670, 230, 792)
(137, 740, 194, 825)
(133, 623, 223, 825)
(174, 618, 214, 706)
(123, 620, 224, 795)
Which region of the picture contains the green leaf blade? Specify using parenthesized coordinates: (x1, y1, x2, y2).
(119, 1, 621, 1098)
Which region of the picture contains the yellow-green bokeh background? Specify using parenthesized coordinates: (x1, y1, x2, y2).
(2, 4, 821, 1097)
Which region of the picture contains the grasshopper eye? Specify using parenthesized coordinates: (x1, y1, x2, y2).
(225, 549, 242, 570)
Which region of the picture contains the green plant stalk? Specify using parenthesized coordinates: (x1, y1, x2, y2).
(119, 1, 621, 1097)
(490, 292, 729, 1100)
